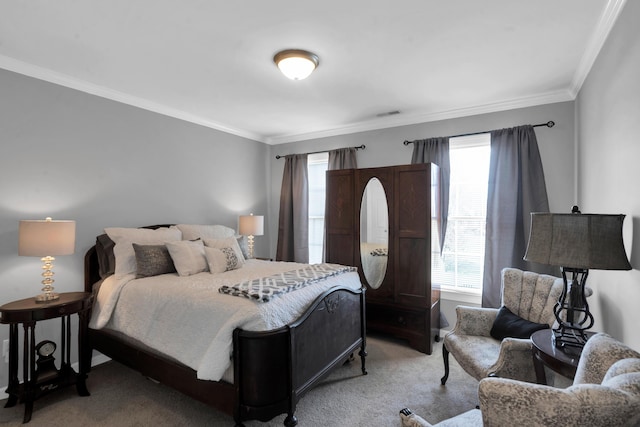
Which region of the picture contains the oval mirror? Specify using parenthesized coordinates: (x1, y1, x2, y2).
(360, 177, 389, 289)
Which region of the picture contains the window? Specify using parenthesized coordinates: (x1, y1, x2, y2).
(432, 133, 490, 296)
(308, 153, 329, 264)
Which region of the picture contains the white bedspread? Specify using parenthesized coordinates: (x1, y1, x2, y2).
(89, 259, 362, 381)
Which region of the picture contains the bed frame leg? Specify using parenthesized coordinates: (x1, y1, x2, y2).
(359, 346, 368, 375)
(284, 413, 298, 427)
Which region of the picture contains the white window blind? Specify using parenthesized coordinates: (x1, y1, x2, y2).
(432, 133, 490, 294)
(308, 153, 329, 264)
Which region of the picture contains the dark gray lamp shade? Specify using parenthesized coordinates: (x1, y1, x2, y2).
(524, 213, 631, 271)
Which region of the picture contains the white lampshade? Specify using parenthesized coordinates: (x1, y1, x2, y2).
(273, 49, 319, 80)
(19, 218, 76, 256)
(239, 214, 264, 236)
(19, 217, 76, 302)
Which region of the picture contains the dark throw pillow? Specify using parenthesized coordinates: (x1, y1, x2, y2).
(96, 233, 116, 279)
(133, 243, 177, 278)
(490, 306, 550, 340)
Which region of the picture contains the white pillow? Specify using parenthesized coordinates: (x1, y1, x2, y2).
(204, 246, 242, 274)
(175, 224, 235, 241)
(105, 227, 182, 278)
(165, 240, 208, 276)
(203, 237, 246, 266)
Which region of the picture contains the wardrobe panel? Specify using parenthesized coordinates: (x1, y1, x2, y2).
(325, 170, 356, 266)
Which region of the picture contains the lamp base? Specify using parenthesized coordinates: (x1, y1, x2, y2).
(553, 267, 594, 351)
(35, 292, 60, 303)
(552, 327, 588, 352)
(36, 255, 60, 303)
(247, 235, 255, 259)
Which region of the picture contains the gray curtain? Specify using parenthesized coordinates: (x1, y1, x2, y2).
(276, 154, 309, 263)
(482, 125, 556, 308)
(411, 137, 450, 253)
(328, 147, 358, 170)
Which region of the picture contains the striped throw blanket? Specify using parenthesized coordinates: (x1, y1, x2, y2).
(219, 263, 357, 302)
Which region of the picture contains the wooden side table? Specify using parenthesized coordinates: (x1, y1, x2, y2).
(531, 328, 594, 385)
(0, 291, 93, 423)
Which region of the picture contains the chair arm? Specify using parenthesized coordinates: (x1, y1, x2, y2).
(448, 306, 498, 337)
(488, 337, 538, 382)
(478, 377, 640, 427)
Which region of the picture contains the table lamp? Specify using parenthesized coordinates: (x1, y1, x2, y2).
(524, 206, 631, 349)
(19, 217, 76, 302)
(239, 214, 264, 259)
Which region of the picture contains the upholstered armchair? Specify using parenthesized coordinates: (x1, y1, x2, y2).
(400, 333, 640, 427)
(441, 268, 563, 385)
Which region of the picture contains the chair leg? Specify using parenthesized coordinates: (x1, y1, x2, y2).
(440, 343, 450, 385)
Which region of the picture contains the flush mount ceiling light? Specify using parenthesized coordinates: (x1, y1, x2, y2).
(273, 49, 319, 80)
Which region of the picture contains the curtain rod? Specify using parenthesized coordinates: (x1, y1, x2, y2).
(402, 121, 555, 145)
(275, 144, 366, 159)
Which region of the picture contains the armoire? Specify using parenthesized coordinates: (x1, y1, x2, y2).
(325, 163, 441, 354)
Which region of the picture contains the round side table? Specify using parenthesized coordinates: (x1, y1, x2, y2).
(0, 291, 93, 423)
(530, 328, 594, 385)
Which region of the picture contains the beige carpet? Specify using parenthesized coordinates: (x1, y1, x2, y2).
(0, 335, 478, 427)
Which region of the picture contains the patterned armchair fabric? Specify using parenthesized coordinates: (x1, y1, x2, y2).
(441, 268, 563, 384)
(400, 333, 640, 427)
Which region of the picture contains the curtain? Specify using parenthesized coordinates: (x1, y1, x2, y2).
(328, 147, 358, 170)
(482, 125, 556, 308)
(411, 137, 450, 253)
(276, 154, 309, 263)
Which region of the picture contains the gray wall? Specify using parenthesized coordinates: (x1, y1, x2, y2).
(576, 1, 640, 350)
(269, 101, 576, 331)
(0, 69, 271, 387)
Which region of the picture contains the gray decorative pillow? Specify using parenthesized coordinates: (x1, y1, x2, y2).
(132, 244, 176, 278)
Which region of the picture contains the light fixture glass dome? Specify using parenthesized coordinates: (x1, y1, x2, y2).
(274, 49, 319, 80)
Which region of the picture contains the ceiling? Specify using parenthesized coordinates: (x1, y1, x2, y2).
(0, 1, 625, 144)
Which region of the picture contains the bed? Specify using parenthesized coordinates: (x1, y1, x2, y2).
(84, 224, 367, 427)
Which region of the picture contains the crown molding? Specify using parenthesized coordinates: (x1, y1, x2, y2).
(0, 55, 266, 143)
(569, 0, 627, 97)
(0, 53, 575, 146)
(265, 90, 574, 145)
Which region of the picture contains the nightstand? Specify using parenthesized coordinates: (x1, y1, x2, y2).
(0, 291, 93, 423)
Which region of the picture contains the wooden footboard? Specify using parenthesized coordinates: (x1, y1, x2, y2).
(234, 286, 367, 426)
